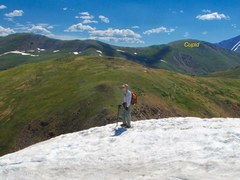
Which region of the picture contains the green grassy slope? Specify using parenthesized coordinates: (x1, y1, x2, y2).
(120, 40, 240, 74)
(1, 34, 240, 75)
(0, 56, 240, 156)
(207, 66, 240, 78)
(166, 40, 240, 74)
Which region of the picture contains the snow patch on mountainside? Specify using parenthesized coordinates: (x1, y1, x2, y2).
(73, 52, 81, 55)
(0, 51, 39, 57)
(1, 117, 240, 180)
(96, 50, 102, 54)
(116, 49, 125, 53)
(160, 59, 167, 63)
(37, 48, 45, 52)
(231, 41, 240, 51)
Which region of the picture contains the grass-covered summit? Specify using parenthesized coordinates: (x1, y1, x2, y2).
(0, 56, 240, 156)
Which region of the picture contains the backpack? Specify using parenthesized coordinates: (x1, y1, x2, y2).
(131, 92, 138, 105)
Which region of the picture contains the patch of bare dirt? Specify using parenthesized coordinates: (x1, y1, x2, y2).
(0, 107, 12, 120)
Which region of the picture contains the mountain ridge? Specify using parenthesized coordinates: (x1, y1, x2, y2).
(217, 35, 240, 53)
(1, 33, 240, 75)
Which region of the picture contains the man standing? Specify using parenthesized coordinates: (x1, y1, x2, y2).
(120, 84, 132, 128)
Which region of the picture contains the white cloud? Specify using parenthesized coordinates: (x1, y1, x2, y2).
(196, 12, 230, 20)
(47, 25, 54, 29)
(202, 9, 211, 13)
(75, 12, 99, 24)
(37, 23, 54, 29)
(82, 19, 98, 24)
(0, 5, 7, 9)
(65, 23, 96, 32)
(202, 31, 208, 35)
(0, 26, 15, 36)
(75, 15, 94, 20)
(14, 23, 53, 32)
(99, 15, 110, 23)
(232, 24, 237, 28)
(53, 34, 84, 40)
(5, 10, 24, 17)
(180, 10, 184, 13)
(131, 26, 140, 29)
(28, 25, 53, 36)
(143, 26, 175, 35)
(80, 12, 90, 16)
(90, 36, 144, 44)
(169, 9, 176, 14)
(89, 28, 143, 44)
(183, 32, 189, 38)
(5, 17, 14, 22)
(63, 7, 68, 11)
(90, 28, 141, 38)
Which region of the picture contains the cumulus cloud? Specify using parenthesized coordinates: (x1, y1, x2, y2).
(89, 28, 143, 44)
(28, 25, 53, 36)
(63, 7, 68, 11)
(76, 15, 94, 20)
(232, 24, 237, 28)
(37, 23, 54, 29)
(90, 28, 141, 38)
(131, 26, 140, 29)
(196, 12, 230, 20)
(202, 31, 208, 35)
(5, 10, 24, 17)
(0, 5, 7, 9)
(65, 23, 96, 32)
(99, 15, 110, 23)
(15, 23, 53, 32)
(143, 26, 175, 35)
(183, 32, 189, 38)
(0, 26, 15, 36)
(80, 12, 90, 16)
(202, 9, 211, 13)
(75, 12, 99, 24)
(82, 19, 98, 24)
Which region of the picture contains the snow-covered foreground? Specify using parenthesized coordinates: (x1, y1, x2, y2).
(1, 117, 240, 180)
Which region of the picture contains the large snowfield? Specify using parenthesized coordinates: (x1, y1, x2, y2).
(1, 117, 240, 180)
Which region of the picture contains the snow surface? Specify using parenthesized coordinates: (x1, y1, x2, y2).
(73, 52, 79, 55)
(160, 59, 167, 63)
(116, 49, 125, 53)
(134, 52, 138, 55)
(231, 41, 240, 51)
(0, 51, 39, 57)
(96, 50, 103, 54)
(37, 48, 45, 52)
(1, 117, 240, 180)
(53, 50, 60, 53)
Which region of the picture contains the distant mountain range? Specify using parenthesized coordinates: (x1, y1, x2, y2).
(0, 33, 240, 74)
(217, 35, 240, 53)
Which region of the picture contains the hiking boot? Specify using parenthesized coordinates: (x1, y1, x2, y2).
(126, 125, 131, 128)
(120, 123, 127, 127)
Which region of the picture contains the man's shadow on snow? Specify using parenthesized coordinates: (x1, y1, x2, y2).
(113, 127, 127, 136)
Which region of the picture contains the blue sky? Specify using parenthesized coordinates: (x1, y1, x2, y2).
(0, 0, 239, 47)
